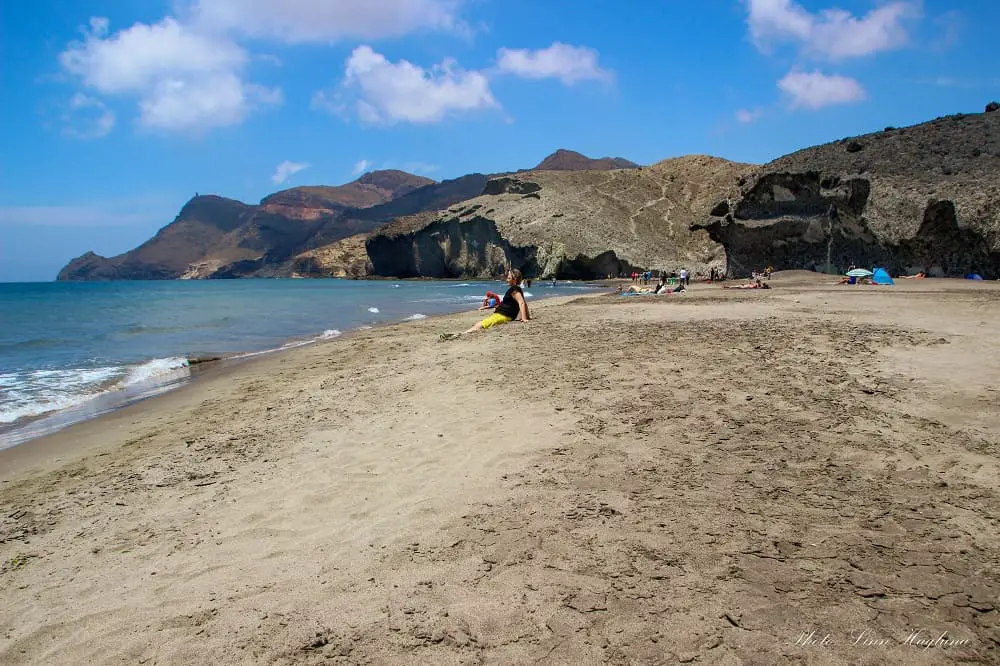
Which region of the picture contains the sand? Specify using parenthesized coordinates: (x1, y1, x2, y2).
(1, 273, 998, 665)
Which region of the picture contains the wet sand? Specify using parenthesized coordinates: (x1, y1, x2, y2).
(1, 272, 998, 664)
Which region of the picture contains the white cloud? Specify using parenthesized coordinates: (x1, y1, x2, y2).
(329, 45, 497, 125)
(735, 107, 763, 124)
(59, 17, 280, 132)
(747, 0, 920, 60)
(748, 0, 813, 42)
(495, 42, 612, 85)
(777, 70, 866, 110)
(192, 0, 465, 42)
(139, 74, 281, 131)
(88, 16, 110, 37)
(62, 93, 116, 139)
(60, 18, 245, 92)
(272, 160, 310, 184)
(352, 159, 370, 175)
(402, 161, 440, 175)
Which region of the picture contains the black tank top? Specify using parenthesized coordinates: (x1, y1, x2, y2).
(495, 286, 522, 318)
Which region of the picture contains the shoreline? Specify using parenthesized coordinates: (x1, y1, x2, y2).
(0, 283, 603, 450)
(2, 273, 998, 664)
(0, 292, 587, 475)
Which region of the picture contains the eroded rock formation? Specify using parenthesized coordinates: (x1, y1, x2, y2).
(367, 156, 748, 279)
(695, 111, 1000, 278)
(289, 233, 372, 278)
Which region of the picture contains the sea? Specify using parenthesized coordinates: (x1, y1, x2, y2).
(0, 279, 601, 448)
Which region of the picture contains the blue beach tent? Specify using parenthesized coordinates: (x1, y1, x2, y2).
(872, 267, 894, 285)
(967, 273, 985, 281)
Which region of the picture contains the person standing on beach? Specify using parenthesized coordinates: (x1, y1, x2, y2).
(441, 269, 529, 339)
(679, 268, 688, 286)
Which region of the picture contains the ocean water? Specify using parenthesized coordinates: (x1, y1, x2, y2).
(0, 279, 600, 447)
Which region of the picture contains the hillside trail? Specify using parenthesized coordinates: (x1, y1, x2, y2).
(628, 181, 672, 240)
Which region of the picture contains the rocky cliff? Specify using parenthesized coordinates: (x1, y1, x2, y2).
(695, 108, 1000, 278)
(288, 233, 372, 278)
(366, 156, 747, 279)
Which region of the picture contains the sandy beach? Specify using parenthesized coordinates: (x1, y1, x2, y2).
(1, 273, 998, 665)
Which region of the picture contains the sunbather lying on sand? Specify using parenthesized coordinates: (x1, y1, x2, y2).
(722, 279, 770, 290)
(617, 281, 684, 295)
(900, 272, 926, 279)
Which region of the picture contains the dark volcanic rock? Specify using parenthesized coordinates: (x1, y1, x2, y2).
(986, 101, 999, 113)
(695, 111, 1000, 278)
(367, 215, 536, 279)
(482, 177, 542, 196)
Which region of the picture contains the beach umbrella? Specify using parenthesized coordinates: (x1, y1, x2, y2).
(846, 268, 873, 277)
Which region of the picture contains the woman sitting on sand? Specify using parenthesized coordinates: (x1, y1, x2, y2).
(441, 270, 529, 339)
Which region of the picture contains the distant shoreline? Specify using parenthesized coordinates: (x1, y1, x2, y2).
(0, 281, 605, 449)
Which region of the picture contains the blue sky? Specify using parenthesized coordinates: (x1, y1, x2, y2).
(1, 0, 997, 281)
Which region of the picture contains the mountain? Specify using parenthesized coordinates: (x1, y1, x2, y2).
(266, 174, 491, 278)
(694, 108, 1000, 278)
(366, 156, 747, 278)
(57, 107, 1000, 282)
(260, 171, 434, 212)
(533, 149, 639, 171)
(57, 171, 480, 281)
(58, 195, 255, 280)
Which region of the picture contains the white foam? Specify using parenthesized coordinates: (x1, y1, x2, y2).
(523, 292, 533, 298)
(27, 366, 122, 390)
(319, 329, 342, 339)
(278, 340, 313, 351)
(358, 325, 373, 330)
(114, 357, 189, 389)
(405, 314, 428, 320)
(0, 365, 126, 424)
(0, 391, 102, 424)
(367, 307, 380, 313)
(0, 360, 190, 425)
